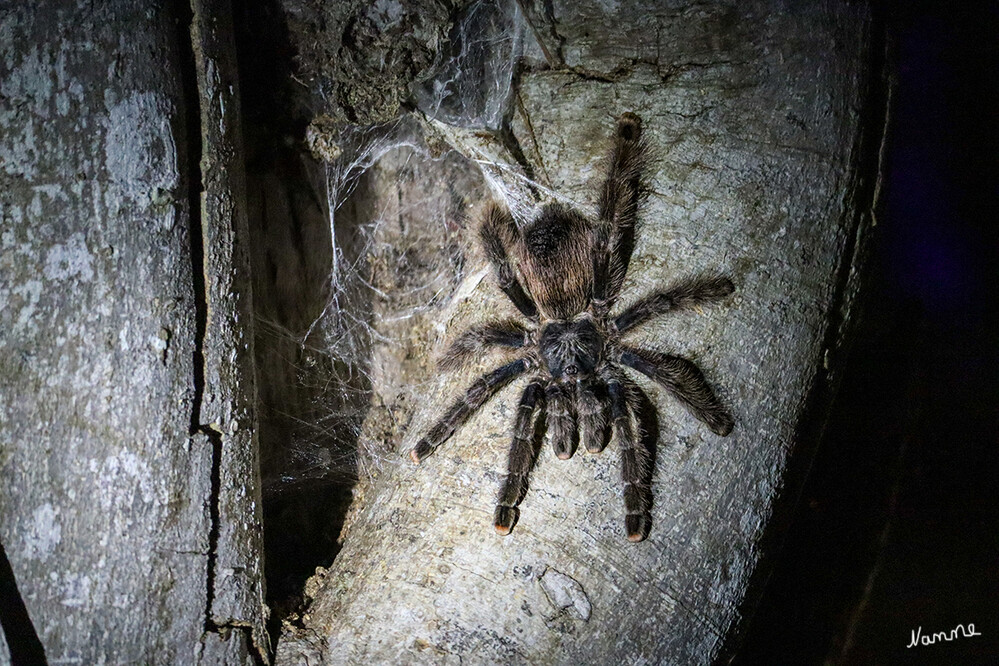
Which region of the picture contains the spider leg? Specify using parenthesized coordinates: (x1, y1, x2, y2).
(545, 382, 578, 460)
(605, 369, 653, 542)
(411, 358, 529, 463)
(614, 274, 734, 334)
(479, 203, 539, 320)
(495, 380, 545, 535)
(618, 346, 734, 436)
(593, 112, 649, 307)
(577, 378, 610, 454)
(438, 320, 531, 372)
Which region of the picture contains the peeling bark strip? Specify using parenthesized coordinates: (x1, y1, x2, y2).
(278, 0, 885, 663)
(184, 0, 270, 661)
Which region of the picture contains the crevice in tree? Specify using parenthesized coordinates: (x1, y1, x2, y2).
(200, 425, 224, 629)
(0, 540, 47, 665)
(198, 427, 269, 665)
(540, 0, 566, 65)
(175, 0, 208, 440)
(235, 626, 269, 666)
(232, 0, 363, 651)
(514, 91, 552, 189)
(499, 65, 541, 201)
(513, 0, 559, 68)
(174, 0, 214, 635)
(499, 121, 541, 201)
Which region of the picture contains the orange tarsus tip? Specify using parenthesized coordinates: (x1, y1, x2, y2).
(495, 524, 512, 536)
(627, 532, 645, 543)
(409, 449, 421, 464)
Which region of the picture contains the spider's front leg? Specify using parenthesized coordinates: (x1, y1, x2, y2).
(438, 320, 532, 372)
(614, 274, 734, 334)
(577, 378, 610, 454)
(479, 203, 539, 320)
(411, 358, 528, 463)
(495, 380, 544, 535)
(545, 382, 578, 460)
(605, 370, 653, 542)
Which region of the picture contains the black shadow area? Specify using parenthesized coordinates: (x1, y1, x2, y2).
(0, 540, 47, 665)
(231, 0, 365, 644)
(734, 2, 999, 664)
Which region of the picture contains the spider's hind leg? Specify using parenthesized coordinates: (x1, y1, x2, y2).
(479, 203, 538, 320)
(594, 112, 650, 306)
(619, 346, 734, 436)
(495, 380, 545, 535)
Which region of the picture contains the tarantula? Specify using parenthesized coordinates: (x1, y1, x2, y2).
(410, 113, 734, 542)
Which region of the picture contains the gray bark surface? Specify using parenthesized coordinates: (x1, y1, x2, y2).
(190, 0, 270, 658)
(0, 1, 265, 663)
(277, 1, 883, 664)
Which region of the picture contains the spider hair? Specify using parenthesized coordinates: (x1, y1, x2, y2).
(412, 113, 735, 541)
(438, 320, 531, 372)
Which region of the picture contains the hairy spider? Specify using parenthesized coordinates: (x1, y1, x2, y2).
(410, 113, 734, 542)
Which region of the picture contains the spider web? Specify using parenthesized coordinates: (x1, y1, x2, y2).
(261, 0, 570, 495)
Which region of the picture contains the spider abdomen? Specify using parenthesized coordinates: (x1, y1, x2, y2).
(517, 203, 593, 319)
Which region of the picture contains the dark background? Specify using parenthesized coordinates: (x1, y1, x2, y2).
(736, 2, 998, 663)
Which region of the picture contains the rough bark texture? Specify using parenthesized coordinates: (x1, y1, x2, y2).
(280, 0, 453, 127)
(277, 1, 884, 664)
(190, 0, 270, 660)
(0, 1, 266, 663)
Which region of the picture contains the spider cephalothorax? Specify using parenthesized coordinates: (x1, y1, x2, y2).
(411, 113, 734, 542)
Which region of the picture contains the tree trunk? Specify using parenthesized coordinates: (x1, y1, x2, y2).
(276, 1, 886, 664)
(0, 1, 266, 662)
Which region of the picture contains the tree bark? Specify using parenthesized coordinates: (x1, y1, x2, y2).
(189, 0, 270, 658)
(277, 1, 885, 664)
(0, 1, 266, 663)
